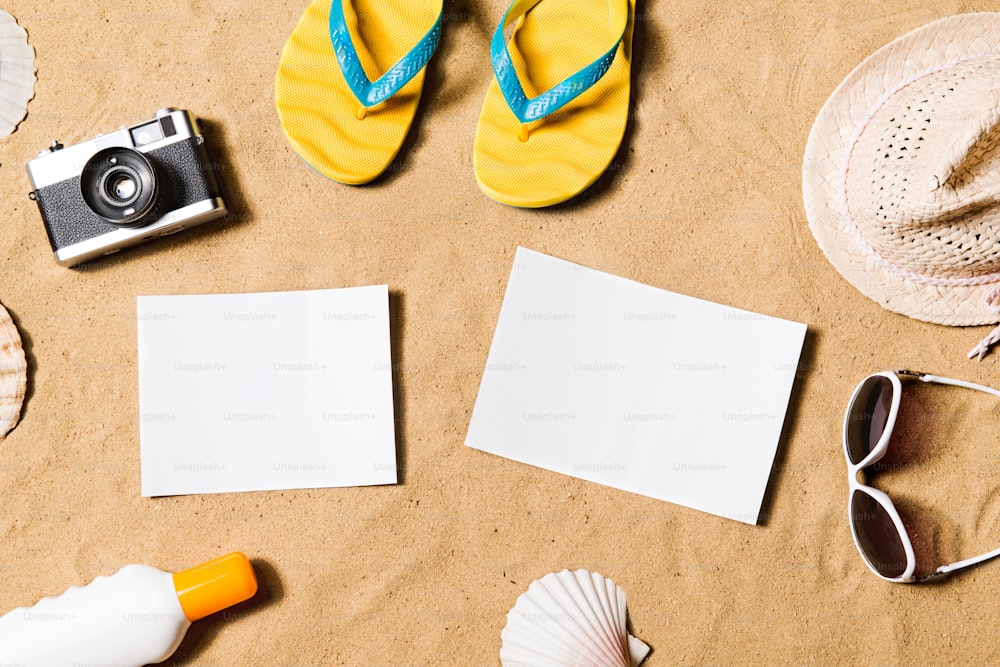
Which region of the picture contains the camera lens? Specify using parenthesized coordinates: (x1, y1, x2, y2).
(80, 147, 160, 227)
(101, 165, 141, 207)
(110, 173, 137, 199)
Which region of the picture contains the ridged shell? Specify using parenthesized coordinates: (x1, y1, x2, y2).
(500, 569, 650, 667)
(0, 301, 26, 439)
(0, 10, 34, 137)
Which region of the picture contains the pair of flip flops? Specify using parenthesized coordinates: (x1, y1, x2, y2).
(275, 0, 635, 208)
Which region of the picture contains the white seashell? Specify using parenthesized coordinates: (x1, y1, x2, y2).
(0, 10, 34, 138)
(0, 301, 26, 440)
(500, 569, 650, 667)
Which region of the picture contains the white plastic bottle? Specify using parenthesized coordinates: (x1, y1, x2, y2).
(0, 551, 257, 666)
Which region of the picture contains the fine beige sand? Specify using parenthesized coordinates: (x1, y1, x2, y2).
(2, 0, 1000, 664)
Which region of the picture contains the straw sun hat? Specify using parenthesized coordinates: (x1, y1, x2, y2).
(803, 13, 1000, 360)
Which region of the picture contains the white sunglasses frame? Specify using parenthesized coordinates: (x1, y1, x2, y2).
(844, 369, 1000, 583)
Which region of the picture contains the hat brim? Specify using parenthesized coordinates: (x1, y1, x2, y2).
(803, 12, 1000, 327)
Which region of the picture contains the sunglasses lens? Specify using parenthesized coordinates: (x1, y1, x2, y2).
(846, 375, 893, 465)
(851, 489, 908, 579)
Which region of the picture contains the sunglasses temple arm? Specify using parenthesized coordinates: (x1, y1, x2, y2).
(898, 370, 1000, 582)
(915, 372, 1000, 399)
(917, 545, 1000, 583)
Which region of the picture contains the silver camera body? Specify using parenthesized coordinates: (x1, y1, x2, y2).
(26, 108, 227, 267)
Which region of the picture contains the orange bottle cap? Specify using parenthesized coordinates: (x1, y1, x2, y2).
(172, 552, 258, 622)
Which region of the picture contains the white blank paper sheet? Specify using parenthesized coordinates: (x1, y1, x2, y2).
(137, 286, 397, 496)
(466, 248, 807, 524)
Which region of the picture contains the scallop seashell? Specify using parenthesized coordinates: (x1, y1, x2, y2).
(0, 10, 34, 137)
(500, 569, 650, 667)
(0, 302, 26, 440)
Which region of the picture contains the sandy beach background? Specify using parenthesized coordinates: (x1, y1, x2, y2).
(2, 0, 1000, 663)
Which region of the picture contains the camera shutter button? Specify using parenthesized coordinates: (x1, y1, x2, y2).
(37, 140, 63, 157)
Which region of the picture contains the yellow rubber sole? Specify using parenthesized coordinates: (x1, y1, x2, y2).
(473, 0, 635, 208)
(276, 0, 440, 184)
(473, 0, 635, 207)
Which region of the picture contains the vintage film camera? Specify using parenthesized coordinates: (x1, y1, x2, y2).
(26, 108, 227, 267)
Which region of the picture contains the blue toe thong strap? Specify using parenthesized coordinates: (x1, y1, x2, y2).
(329, 1, 443, 108)
(490, 0, 629, 123)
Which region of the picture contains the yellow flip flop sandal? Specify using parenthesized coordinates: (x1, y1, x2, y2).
(276, 0, 443, 184)
(474, 0, 634, 208)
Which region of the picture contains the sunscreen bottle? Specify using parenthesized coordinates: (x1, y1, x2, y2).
(0, 551, 257, 666)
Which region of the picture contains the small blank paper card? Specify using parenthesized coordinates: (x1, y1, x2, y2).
(466, 248, 807, 524)
(137, 286, 396, 496)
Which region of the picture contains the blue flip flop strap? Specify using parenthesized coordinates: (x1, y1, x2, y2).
(329, 1, 443, 108)
(491, 0, 629, 123)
